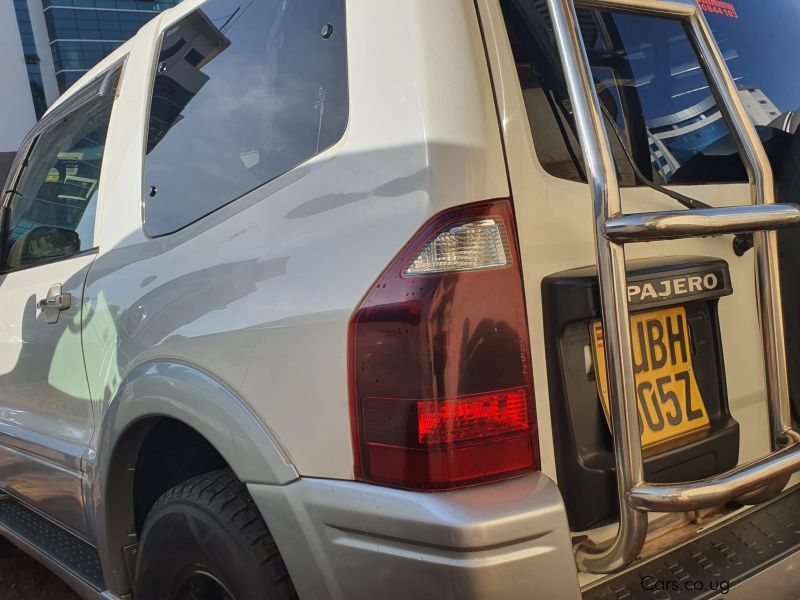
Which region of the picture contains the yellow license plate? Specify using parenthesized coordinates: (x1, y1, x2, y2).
(591, 306, 710, 449)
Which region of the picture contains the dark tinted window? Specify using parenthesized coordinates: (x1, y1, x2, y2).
(703, 2, 800, 123)
(501, 1, 747, 186)
(4, 94, 113, 269)
(143, 0, 348, 236)
(701, 3, 800, 186)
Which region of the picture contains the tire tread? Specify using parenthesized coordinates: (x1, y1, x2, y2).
(140, 468, 297, 599)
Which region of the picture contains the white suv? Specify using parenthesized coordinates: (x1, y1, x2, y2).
(3, 0, 800, 598)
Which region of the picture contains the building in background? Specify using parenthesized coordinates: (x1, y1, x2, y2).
(1, 0, 179, 160)
(0, 1, 47, 162)
(13, 0, 56, 120)
(647, 88, 783, 182)
(45, 0, 181, 94)
(738, 88, 782, 127)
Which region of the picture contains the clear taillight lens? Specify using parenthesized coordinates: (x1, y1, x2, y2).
(349, 199, 538, 490)
(403, 217, 509, 276)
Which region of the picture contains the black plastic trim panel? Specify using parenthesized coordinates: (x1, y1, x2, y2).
(583, 485, 800, 599)
(543, 257, 739, 530)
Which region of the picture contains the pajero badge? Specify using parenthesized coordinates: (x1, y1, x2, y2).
(626, 263, 732, 310)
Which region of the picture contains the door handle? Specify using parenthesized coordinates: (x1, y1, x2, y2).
(37, 284, 71, 324)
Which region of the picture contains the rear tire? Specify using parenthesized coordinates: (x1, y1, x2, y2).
(134, 468, 297, 600)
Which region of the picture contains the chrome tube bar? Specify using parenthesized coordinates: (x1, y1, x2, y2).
(629, 442, 800, 512)
(545, 0, 800, 574)
(605, 204, 800, 243)
(686, 8, 800, 448)
(546, 0, 647, 573)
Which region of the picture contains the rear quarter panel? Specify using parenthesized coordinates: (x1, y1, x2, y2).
(83, 0, 509, 481)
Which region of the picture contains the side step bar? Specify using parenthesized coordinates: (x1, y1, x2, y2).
(583, 484, 800, 599)
(0, 495, 110, 599)
(546, 0, 800, 573)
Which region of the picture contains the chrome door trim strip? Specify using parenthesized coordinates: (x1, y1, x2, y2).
(0, 422, 85, 473)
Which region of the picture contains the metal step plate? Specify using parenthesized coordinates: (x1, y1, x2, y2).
(0, 497, 104, 590)
(583, 485, 800, 599)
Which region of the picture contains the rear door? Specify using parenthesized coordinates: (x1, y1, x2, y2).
(478, 0, 775, 567)
(0, 69, 119, 538)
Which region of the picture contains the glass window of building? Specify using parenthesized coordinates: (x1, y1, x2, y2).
(44, 0, 181, 93)
(14, 0, 48, 119)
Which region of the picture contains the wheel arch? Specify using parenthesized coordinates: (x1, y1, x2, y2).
(91, 360, 298, 595)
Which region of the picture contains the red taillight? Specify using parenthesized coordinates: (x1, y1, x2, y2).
(417, 388, 529, 444)
(348, 199, 538, 490)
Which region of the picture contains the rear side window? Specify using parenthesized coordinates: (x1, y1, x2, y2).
(143, 0, 347, 236)
(501, 1, 747, 186)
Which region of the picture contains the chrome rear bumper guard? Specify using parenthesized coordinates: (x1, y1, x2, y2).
(629, 441, 800, 512)
(546, 0, 800, 573)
